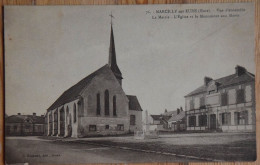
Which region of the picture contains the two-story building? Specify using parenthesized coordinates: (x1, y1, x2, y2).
(185, 65, 255, 132)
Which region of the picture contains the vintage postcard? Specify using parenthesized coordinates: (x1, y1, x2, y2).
(4, 3, 256, 164)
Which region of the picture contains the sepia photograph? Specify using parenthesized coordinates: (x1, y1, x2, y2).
(4, 3, 256, 164)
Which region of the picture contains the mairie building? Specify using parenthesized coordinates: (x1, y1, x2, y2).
(185, 66, 255, 132)
(45, 24, 143, 138)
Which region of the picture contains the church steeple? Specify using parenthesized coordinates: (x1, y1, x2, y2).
(108, 15, 123, 85)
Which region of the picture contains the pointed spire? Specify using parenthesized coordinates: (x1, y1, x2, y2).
(108, 17, 123, 85)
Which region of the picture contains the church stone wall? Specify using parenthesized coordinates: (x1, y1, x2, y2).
(129, 110, 143, 132)
(47, 98, 81, 138)
(63, 99, 80, 138)
(78, 117, 129, 137)
(79, 67, 130, 136)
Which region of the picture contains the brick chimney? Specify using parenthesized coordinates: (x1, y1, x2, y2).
(235, 65, 246, 76)
(204, 77, 213, 86)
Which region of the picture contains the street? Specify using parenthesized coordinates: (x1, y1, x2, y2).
(5, 136, 197, 164)
(5, 132, 256, 164)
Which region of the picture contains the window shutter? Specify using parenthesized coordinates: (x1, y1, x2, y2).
(234, 112, 238, 125)
(221, 93, 228, 106)
(237, 89, 245, 104)
(227, 113, 231, 125)
(219, 114, 222, 125)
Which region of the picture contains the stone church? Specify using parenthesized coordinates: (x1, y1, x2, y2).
(46, 23, 143, 138)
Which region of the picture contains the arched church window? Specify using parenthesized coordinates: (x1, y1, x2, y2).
(113, 95, 117, 116)
(54, 110, 58, 122)
(96, 93, 101, 115)
(66, 106, 69, 123)
(105, 90, 109, 116)
(49, 113, 52, 123)
(73, 103, 77, 123)
(88, 95, 92, 113)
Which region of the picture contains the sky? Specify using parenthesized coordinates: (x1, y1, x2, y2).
(4, 3, 255, 116)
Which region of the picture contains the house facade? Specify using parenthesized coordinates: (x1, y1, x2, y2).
(5, 113, 45, 136)
(167, 108, 186, 132)
(128, 95, 143, 132)
(185, 66, 255, 132)
(149, 108, 185, 131)
(149, 115, 165, 131)
(45, 24, 143, 138)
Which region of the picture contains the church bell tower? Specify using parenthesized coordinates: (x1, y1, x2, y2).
(108, 14, 123, 85)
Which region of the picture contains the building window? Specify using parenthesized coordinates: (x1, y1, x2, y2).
(190, 100, 194, 110)
(117, 124, 124, 131)
(66, 106, 69, 123)
(221, 93, 228, 106)
(25, 124, 30, 129)
(104, 90, 109, 116)
(96, 93, 101, 115)
(73, 103, 77, 123)
(105, 125, 109, 129)
(38, 125, 42, 131)
(130, 115, 136, 125)
(88, 95, 92, 113)
(113, 95, 117, 116)
(235, 111, 248, 125)
(237, 89, 245, 104)
(189, 116, 196, 127)
(6, 126, 10, 133)
(49, 114, 52, 122)
(200, 97, 205, 108)
(54, 111, 58, 121)
(14, 125, 18, 131)
(199, 115, 207, 126)
(89, 125, 97, 131)
(221, 113, 231, 125)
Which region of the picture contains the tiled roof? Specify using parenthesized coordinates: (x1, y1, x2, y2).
(161, 116, 172, 121)
(168, 111, 185, 122)
(127, 95, 143, 111)
(150, 115, 161, 120)
(163, 110, 177, 116)
(47, 65, 110, 111)
(6, 115, 45, 124)
(185, 72, 254, 97)
(150, 115, 171, 122)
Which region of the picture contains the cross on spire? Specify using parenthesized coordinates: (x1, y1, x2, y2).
(108, 12, 122, 85)
(109, 12, 114, 25)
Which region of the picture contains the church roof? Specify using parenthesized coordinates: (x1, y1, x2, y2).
(47, 65, 110, 111)
(127, 95, 143, 111)
(6, 115, 45, 124)
(185, 71, 254, 97)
